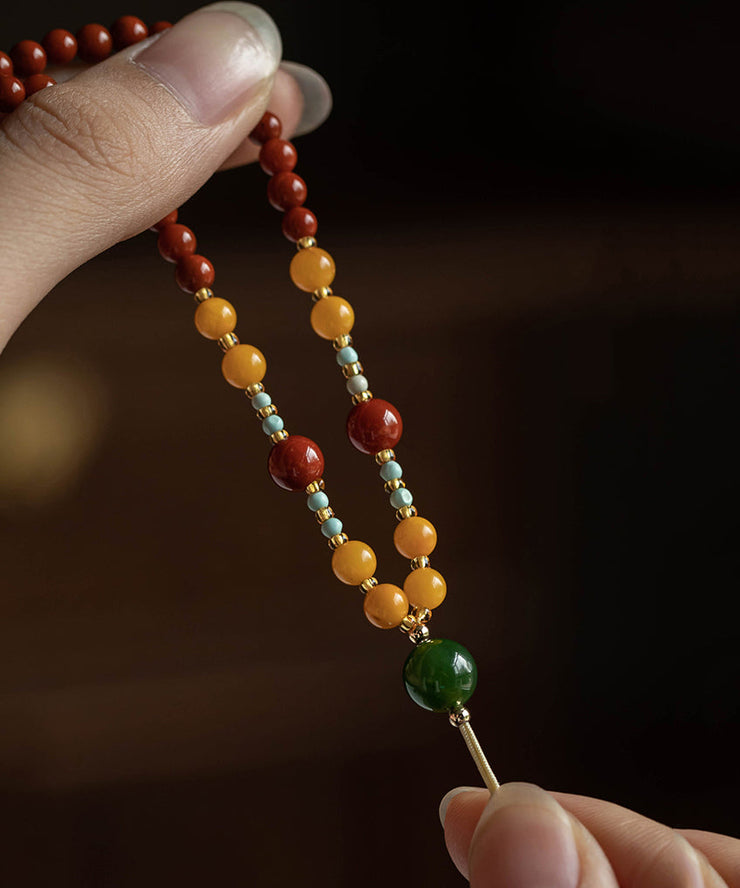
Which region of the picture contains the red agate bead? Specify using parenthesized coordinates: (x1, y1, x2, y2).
(346, 399, 403, 454)
(10, 41, 46, 77)
(24, 74, 55, 96)
(249, 111, 281, 144)
(259, 138, 298, 175)
(111, 16, 149, 49)
(42, 29, 77, 64)
(267, 171, 307, 211)
(150, 21, 173, 34)
(268, 436, 325, 491)
(0, 52, 14, 76)
(76, 24, 113, 63)
(157, 223, 196, 262)
(175, 255, 215, 293)
(282, 207, 318, 242)
(150, 209, 178, 232)
(0, 76, 25, 113)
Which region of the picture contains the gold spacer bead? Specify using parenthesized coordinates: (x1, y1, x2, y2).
(359, 577, 379, 594)
(395, 505, 418, 521)
(270, 429, 289, 443)
(333, 334, 353, 351)
(449, 707, 471, 728)
(246, 383, 265, 399)
(328, 532, 349, 550)
(410, 555, 431, 570)
(384, 478, 405, 493)
(312, 286, 333, 303)
(256, 404, 277, 419)
(194, 287, 214, 303)
(341, 361, 363, 379)
(408, 624, 430, 645)
(305, 479, 325, 495)
(218, 332, 240, 352)
(297, 236, 317, 250)
(351, 390, 374, 405)
(374, 449, 396, 466)
(399, 614, 417, 634)
(315, 506, 335, 524)
(412, 606, 432, 624)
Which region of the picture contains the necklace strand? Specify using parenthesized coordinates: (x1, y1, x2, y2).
(1, 13, 500, 794)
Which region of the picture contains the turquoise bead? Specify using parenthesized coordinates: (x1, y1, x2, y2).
(251, 392, 272, 410)
(402, 638, 478, 712)
(321, 517, 343, 538)
(379, 460, 403, 482)
(262, 414, 284, 435)
(307, 491, 329, 511)
(389, 487, 413, 509)
(336, 346, 359, 366)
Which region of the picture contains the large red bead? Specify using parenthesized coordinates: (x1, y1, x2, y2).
(149, 209, 178, 232)
(24, 74, 56, 97)
(150, 21, 173, 34)
(267, 171, 307, 211)
(110, 16, 149, 50)
(76, 24, 113, 63)
(42, 29, 77, 64)
(282, 206, 318, 242)
(175, 255, 215, 293)
(157, 223, 196, 262)
(347, 399, 403, 455)
(249, 111, 282, 144)
(268, 436, 325, 492)
(0, 75, 25, 113)
(0, 52, 14, 76)
(259, 138, 298, 175)
(10, 41, 46, 77)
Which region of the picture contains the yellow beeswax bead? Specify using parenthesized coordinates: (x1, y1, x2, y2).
(403, 567, 447, 610)
(289, 246, 336, 292)
(393, 516, 438, 558)
(363, 583, 409, 629)
(194, 297, 237, 340)
(221, 344, 267, 389)
(332, 540, 377, 585)
(310, 296, 355, 340)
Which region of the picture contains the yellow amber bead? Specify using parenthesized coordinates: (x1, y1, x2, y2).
(289, 246, 336, 292)
(394, 516, 438, 558)
(332, 540, 377, 585)
(363, 583, 409, 629)
(310, 296, 355, 340)
(403, 567, 447, 610)
(221, 343, 267, 389)
(194, 297, 237, 340)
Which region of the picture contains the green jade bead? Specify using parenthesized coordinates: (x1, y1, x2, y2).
(402, 638, 478, 713)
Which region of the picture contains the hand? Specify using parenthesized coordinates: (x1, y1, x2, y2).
(441, 782, 740, 887)
(0, 2, 331, 352)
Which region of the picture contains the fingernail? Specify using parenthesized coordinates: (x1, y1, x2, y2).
(439, 786, 485, 827)
(471, 783, 580, 888)
(133, 2, 282, 126)
(279, 61, 333, 136)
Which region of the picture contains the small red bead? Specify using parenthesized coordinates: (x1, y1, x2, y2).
(10, 41, 47, 77)
(24, 73, 56, 96)
(76, 24, 113, 63)
(0, 52, 13, 76)
(346, 399, 403, 455)
(259, 138, 298, 175)
(157, 223, 197, 263)
(249, 111, 282, 144)
(267, 436, 325, 492)
(42, 29, 77, 64)
(267, 171, 307, 212)
(0, 75, 26, 113)
(175, 254, 215, 293)
(150, 209, 178, 232)
(150, 21, 173, 34)
(282, 206, 318, 242)
(110, 16, 149, 50)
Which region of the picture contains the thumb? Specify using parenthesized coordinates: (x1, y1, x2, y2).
(441, 782, 619, 887)
(0, 2, 287, 348)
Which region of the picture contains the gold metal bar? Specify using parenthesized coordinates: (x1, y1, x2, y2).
(458, 720, 500, 794)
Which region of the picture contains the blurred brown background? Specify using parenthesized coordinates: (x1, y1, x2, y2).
(1, 0, 739, 885)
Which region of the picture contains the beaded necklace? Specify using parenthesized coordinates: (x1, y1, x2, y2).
(0, 14, 500, 796)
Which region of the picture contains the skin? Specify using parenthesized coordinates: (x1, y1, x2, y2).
(1, 11, 738, 888)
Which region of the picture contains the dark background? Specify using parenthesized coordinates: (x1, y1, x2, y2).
(1, 1, 739, 885)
